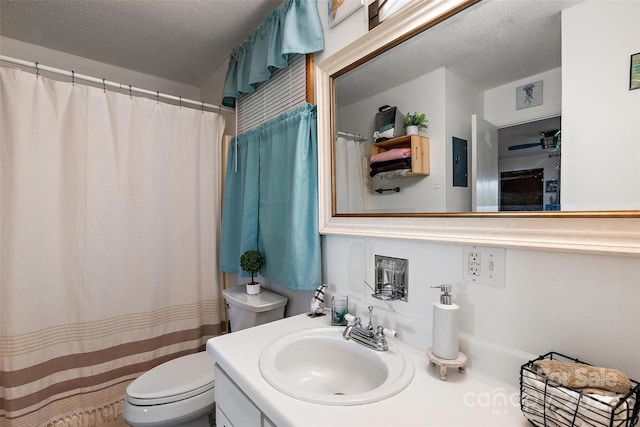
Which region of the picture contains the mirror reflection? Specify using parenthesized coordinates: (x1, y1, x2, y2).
(332, 0, 638, 214)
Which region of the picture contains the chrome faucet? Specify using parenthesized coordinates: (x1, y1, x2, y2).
(342, 306, 398, 351)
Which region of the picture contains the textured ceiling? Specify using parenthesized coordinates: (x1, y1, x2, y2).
(0, 0, 282, 86)
(335, 0, 582, 107)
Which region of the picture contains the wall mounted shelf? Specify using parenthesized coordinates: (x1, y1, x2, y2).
(371, 134, 430, 176)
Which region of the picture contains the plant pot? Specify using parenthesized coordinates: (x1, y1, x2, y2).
(246, 282, 260, 295)
(406, 125, 419, 135)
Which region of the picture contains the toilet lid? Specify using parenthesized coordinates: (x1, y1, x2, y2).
(223, 285, 288, 312)
(126, 352, 215, 405)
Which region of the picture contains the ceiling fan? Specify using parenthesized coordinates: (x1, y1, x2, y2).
(508, 129, 561, 151)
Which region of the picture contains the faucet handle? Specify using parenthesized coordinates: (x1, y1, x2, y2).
(383, 327, 398, 337)
(344, 313, 362, 327)
(376, 325, 399, 337)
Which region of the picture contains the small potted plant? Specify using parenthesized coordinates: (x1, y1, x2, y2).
(240, 250, 264, 295)
(404, 112, 429, 135)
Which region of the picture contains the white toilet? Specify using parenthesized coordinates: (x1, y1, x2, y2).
(123, 286, 288, 426)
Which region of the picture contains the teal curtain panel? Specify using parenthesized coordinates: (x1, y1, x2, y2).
(222, 0, 324, 108)
(220, 104, 321, 291)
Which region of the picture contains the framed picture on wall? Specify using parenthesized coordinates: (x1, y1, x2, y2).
(516, 80, 543, 110)
(328, 0, 362, 28)
(630, 52, 640, 90)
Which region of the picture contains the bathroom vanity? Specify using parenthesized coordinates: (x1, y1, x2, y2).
(207, 314, 530, 426)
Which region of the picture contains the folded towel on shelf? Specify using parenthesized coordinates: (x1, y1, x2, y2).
(372, 169, 411, 180)
(370, 161, 412, 177)
(532, 360, 632, 395)
(370, 148, 412, 164)
(370, 157, 412, 170)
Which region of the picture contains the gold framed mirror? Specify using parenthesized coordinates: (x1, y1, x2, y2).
(316, 0, 640, 255)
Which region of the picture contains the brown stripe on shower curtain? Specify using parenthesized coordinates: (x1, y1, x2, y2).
(0, 304, 224, 426)
(2, 301, 222, 357)
(2, 345, 205, 414)
(0, 323, 222, 407)
(1, 325, 220, 388)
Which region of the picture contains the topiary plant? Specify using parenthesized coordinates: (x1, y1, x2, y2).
(239, 250, 264, 284)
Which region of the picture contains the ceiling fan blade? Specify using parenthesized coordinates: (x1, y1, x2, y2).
(508, 142, 540, 151)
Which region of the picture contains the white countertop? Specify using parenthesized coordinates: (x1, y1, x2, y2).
(206, 314, 531, 426)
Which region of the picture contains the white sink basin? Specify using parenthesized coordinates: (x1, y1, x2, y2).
(258, 327, 415, 405)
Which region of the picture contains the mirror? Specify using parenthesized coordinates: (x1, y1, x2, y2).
(327, 0, 639, 215)
(315, 0, 639, 255)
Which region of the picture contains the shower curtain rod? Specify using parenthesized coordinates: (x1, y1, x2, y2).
(336, 131, 367, 141)
(0, 55, 234, 113)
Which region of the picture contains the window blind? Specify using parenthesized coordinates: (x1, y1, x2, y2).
(237, 54, 307, 134)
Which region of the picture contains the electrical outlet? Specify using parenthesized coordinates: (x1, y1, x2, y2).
(468, 263, 480, 276)
(467, 251, 481, 276)
(463, 245, 506, 287)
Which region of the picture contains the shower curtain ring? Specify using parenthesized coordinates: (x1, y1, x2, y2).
(35, 62, 40, 78)
(102, 78, 106, 93)
(179, 97, 182, 108)
(71, 70, 75, 86)
(156, 91, 160, 104)
(129, 84, 132, 99)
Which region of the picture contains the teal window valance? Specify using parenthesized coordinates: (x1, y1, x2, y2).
(219, 104, 321, 291)
(222, 0, 324, 108)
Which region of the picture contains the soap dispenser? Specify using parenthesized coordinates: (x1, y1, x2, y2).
(431, 285, 459, 360)
(428, 285, 467, 380)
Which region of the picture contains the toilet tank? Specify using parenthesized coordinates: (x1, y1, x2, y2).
(223, 286, 288, 332)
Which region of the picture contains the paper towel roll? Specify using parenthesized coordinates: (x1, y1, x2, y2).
(432, 302, 459, 359)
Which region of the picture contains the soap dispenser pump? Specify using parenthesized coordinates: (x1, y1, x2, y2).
(430, 285, 459, 360)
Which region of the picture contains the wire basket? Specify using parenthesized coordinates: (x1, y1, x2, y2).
(520, 352, 639, 427)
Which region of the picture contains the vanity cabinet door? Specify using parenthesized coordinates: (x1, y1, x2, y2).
(214, 365, 261, 427)
(216, 406, 233, 427)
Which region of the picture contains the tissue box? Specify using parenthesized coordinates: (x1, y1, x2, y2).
(520, 352, 640, 427)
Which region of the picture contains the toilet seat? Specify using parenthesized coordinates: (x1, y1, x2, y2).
(126, 352, 215, 406)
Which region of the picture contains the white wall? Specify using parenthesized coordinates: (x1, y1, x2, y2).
(315, 0, 640, 387)
(484, 68, 562, 128)
(315, 0, 369, 64)
(323, 236, 640, 386)
(1, 36, 200, 100)
(445, 69, 484, 211)
(561, 1, 640, 210)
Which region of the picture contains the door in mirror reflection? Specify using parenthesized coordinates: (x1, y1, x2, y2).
(472, 115, 499, 212)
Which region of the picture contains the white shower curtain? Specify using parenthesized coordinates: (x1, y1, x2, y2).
(0, 68, 225, 426)
(334, 134, 370, 213)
